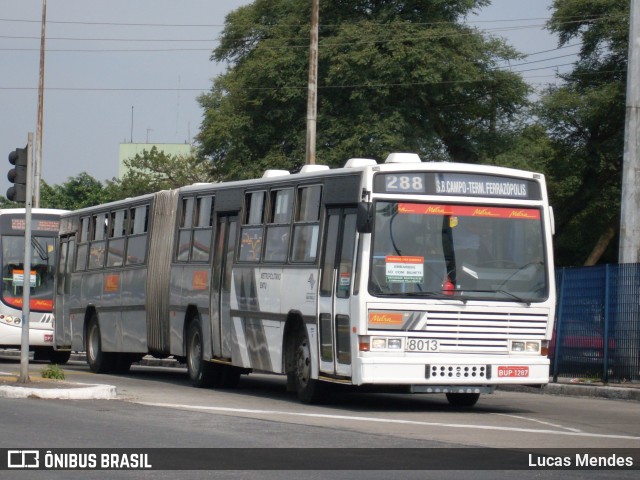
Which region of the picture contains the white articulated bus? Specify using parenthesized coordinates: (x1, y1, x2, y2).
(54, 153, 556, 406)
(0, 208, 70, 364)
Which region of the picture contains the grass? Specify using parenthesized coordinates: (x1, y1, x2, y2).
(40, 364, 65, 380)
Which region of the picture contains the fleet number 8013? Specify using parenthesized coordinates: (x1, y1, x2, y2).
(406, 338, 439, 352)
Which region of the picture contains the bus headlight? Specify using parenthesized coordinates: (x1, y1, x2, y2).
(387, 338, 402, 350)
(0, 315, 19, 326)
(510, 340, 540, 353)
(359, 336, 403, 351)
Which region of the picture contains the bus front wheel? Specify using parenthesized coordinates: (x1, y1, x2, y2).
(289, 328, 324, 404)
(446, 392, 480, 407)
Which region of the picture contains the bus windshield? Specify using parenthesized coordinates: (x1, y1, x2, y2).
(369, 201, 548, 303)
(1, 235, 56, 312)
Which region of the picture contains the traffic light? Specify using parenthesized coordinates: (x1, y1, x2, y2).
(7, 145, 28, 203)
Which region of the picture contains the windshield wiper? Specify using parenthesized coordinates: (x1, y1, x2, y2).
(401, 291, 440, 298)
(457, 289, 530, 305)
(31, 237, 49, 261)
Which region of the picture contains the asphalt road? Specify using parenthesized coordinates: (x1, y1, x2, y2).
(1, 357, 639, 479)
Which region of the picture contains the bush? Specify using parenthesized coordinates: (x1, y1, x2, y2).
(41, 364, 65, 380)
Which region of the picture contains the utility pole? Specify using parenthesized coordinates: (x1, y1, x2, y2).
(620, 0, 640, 263)
(305, 0, 319, 165)
(19, 133, 35, 384)
(34, 0, 47, 208)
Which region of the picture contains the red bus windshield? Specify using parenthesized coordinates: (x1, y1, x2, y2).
(1, 235, 56, 312)
(369, 201, 548, 302)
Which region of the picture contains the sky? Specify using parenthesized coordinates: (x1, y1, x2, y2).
(0, 0, 578, 196)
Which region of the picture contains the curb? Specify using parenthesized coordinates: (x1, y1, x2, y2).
(3, 350, 638, 402)
(0, 383, 117, 400)
(498, 383, 640, 402)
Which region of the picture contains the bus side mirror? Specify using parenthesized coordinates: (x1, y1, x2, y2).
(357, 202, 373, 233)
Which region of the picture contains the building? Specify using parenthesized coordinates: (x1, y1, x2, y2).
(118, 143, 192, 179)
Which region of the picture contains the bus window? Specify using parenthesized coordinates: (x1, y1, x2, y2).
(296, 185, 321, 222)
(291, 185, 321, 263)
(176, 197, 194, 262)
(80, 216, 90, 242)
(265, 189, 293, 263)
(191, 196, 214, 262)
(88, 213, 107, 270)
(336, 213, 357, 299)
(2, 235, 56, 312)
(126, 205, 149, 265)
(107, 209, 127, 268)
(75, 216, 89, 271)
(239, 191, 265, 262)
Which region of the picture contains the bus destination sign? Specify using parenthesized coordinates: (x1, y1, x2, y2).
(10, 218, 60, 233)
(434, 173, 530, 198)
(374, 172, 541, 200)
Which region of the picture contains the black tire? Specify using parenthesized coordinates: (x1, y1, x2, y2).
(446, 392, 480, 407)
(113, 354, 133, 374)
(289, 327, 324, 404)
(32, 349, 49, 362)
(48, 349, 71, 365)
(219, 365, 242, 389)
(186, 320, 221, 388)
(86, 314, 114, 373)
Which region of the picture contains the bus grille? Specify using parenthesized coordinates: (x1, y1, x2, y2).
(416, 310, 549, 354)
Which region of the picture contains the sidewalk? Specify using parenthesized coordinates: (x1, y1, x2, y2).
(1, 349, 639, 401)
(498, 378, 640, 402)
(0, 350, 117, 399)
(0, 373, 116, 400)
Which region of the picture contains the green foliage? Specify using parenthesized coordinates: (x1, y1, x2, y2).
(197, 0, 530, 179)
(40, 172, 114, 210)
(39, 147, 213, 210)
(0, 196, 22, 208)
(108, 146, 216, 198)
(41, 364, 65, 380)
(536, 0, 628, 265)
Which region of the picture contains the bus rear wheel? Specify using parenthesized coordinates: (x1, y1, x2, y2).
(186, 320, 221, 388)
(446, 392, 480, 407)
(86, 315, 114, 373)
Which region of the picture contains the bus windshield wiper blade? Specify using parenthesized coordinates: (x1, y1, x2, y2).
(458, 289, 530, 305)
(31, 237, 49, 261)
(495, 289, 530, 305)
(401, 291, 440, 297)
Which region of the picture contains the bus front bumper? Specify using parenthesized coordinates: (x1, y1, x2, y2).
(355, 355, 550, 387)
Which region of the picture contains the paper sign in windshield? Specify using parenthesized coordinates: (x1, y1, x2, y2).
(12, 269, 36, 287)
(385, 256, 424, 283)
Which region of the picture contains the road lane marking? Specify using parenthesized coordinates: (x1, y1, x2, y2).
(136, 401, 640, 441)
(491, 413, 582, 433)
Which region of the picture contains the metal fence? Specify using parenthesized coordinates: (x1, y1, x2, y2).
(551, 264, 640, 383)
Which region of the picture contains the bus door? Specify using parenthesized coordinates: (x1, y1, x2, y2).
(54, 234, 75, 349)
(211, 214, 237, 359)
(318, 207, 357, 378)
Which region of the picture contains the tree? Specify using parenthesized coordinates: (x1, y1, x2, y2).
(198, 0, 531, 180)
(37, 148, 211, 211)
(40, 173, 113, 210)
(108, 146, 216, 199)
(537, 0, 628, 265)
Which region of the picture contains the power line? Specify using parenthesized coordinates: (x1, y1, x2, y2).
(0, 13, 626, 28)
(0, 62, 621, 93)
